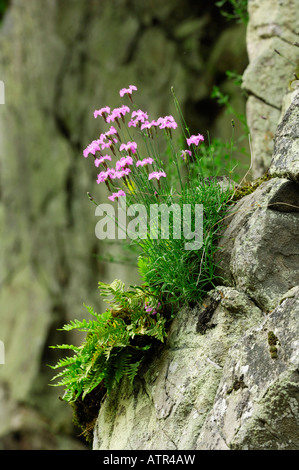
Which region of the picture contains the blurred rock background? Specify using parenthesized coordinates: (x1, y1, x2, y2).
(0, 0, 248, 449)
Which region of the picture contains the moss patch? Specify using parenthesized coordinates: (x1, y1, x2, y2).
(230, 171, 273, 203)
(227, 374, 248, 394)
(268, 331, 279, 359)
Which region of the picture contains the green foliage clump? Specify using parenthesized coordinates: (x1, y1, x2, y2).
(50, 280, 167, 403)
(137, 175, 233, 307)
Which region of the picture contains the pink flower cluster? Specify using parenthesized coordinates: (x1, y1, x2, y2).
(136, 157, 154, 167)
(106, 105, 130, 124)
(94, 155, 112, 167)
(180, 149, 192, 161)
(83, 126, 119, 159)
(186, 133, 204, 146)
(116, 156, 133, 170)
(128, 112, 178, 132)
(148, 171, 166, 181)
(119, 85, 137, 98)
(84, 85, 209, 200)
(108, 190, 126, 202)
(128, 109, 149, 128)
(96, 167, 131, 185)
(119, 141, 137, 154)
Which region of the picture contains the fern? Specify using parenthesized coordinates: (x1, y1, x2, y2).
(50, 280, 167, 404)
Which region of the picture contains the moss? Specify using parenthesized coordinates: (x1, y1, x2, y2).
(230, 171, 273, 203)
(268, 331, 279, 359)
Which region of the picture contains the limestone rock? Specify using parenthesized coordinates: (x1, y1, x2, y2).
(197, 289, 299, 450)
(269, 89, 299, 182)
(242, 0, 299, 177)
(215, 177, 299, 312)
(245, 95, 280, 177)
(93, 284, 299, 451)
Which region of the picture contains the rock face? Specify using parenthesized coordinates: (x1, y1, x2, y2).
(93, 77, 299, 451)
(242, 0, 299, 178)
(215, 176, 299, 312)
(197, 289, 299, 450)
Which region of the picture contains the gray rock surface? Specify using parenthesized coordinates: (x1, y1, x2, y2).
(197, 290, 299, 450)
(242, 0, 299, 178)
(215, 177, 299, 312)
(93, 287, 264, 450)
(93, 286, 299, 450)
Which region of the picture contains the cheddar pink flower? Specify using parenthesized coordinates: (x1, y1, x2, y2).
(180, 150, 192, 161)
(116, 156, 133, 170)
(128, 109, 148, 127)
(115, 168, 131, 179)
(148, 171, 166, 181)
(94, 155, 112, 167)
(119, 141, 137, 154)
(119, 85, 137, 97)
(108, 190, 126, 201)
(96, 170, 109, 184)
(83, 139, 101, 158)
(158, 115, 178, 130)
(107, 105, 130, 123)
(187, 133, 204, 146)
(93, 106, 110, 119)
(136, 157, 154, 167)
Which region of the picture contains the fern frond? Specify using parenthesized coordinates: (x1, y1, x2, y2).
(50, 279, 167, 405)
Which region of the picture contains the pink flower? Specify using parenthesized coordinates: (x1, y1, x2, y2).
(131, 109, 148, 121)
(119, 85, 137, 97)
(108, 190, 126, 201)
(116, 156, 133, 170)
(148, 171, 166, 181)
(180, 149, 192, 161)
(94, 155, 112, 167)
(145, 304, 154, 313)
(83, 139, 101, 158)
(119, 104, 130, 116)
(128, 118, 138, 128)
(136, 157, 154, 167)
(101, 140, 113, 150)
(119, 141, 137, 154)
(105, 126, 118, 137)
(106, 168, 117, 179)
(115, 168, 131, 178)
(106, 105, 131, 124)
(186, 133, 204, 146)
(128, 109, 149, 127)
(96, 170, 109, 184)
(93, 106, 111, 119)
(144, 301, 161, 315)
(140, 120, 158, 130)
